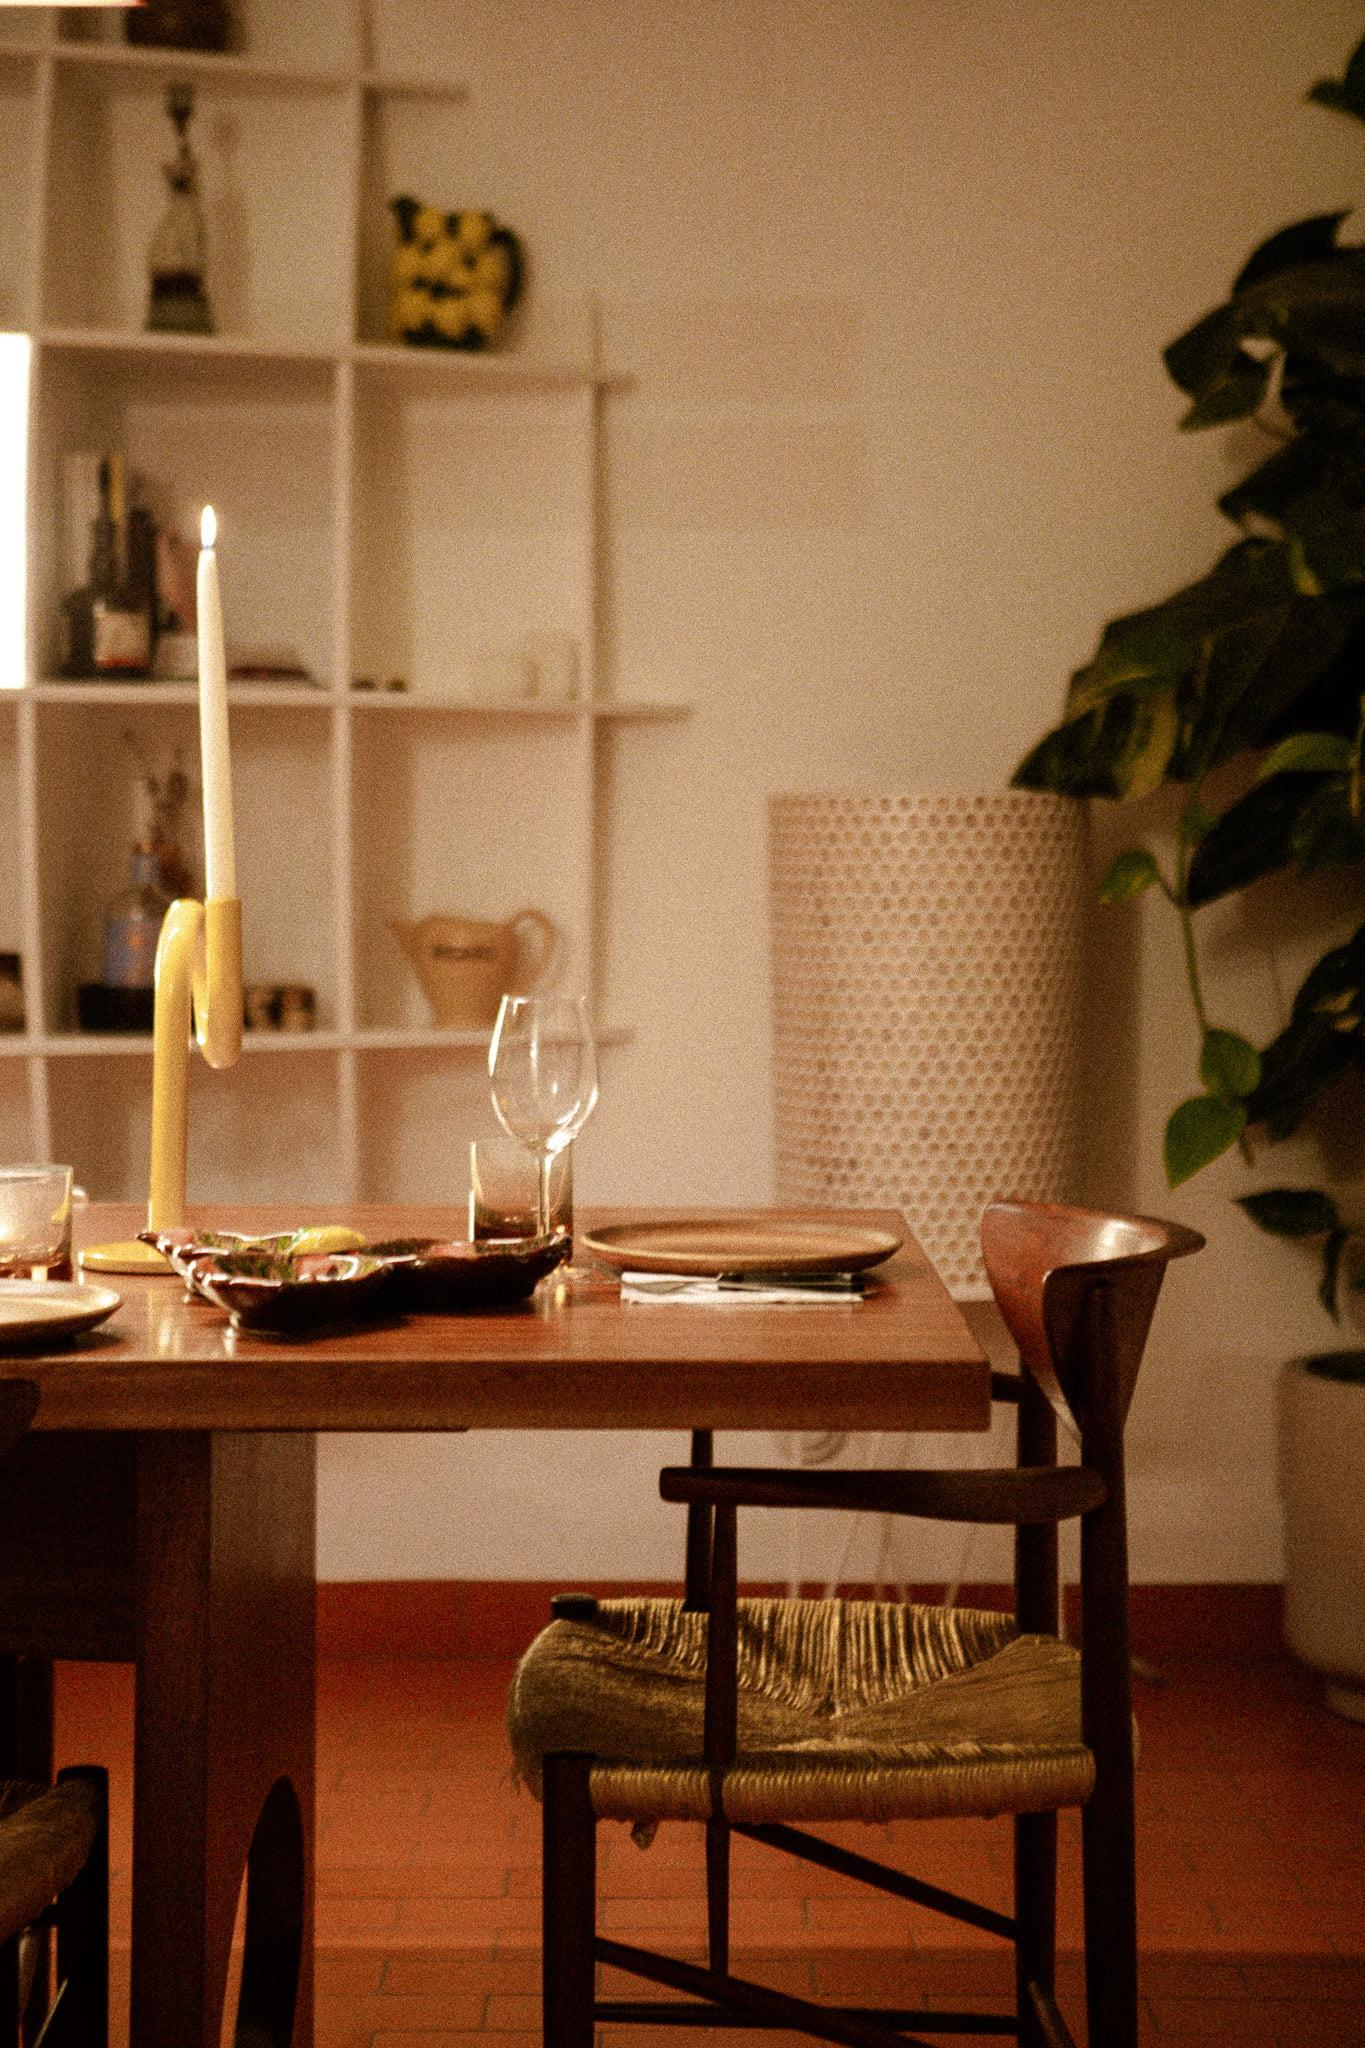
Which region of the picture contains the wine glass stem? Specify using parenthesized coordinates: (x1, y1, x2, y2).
(538, 1151, 553, 1236)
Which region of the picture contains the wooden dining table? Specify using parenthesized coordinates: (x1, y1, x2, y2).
(0, 1202, 988, 2048)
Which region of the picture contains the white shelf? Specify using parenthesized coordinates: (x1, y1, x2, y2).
(2, 0, 685, 1204)
(35, 328, 606, 390)
(51, 43, 470, 100)
(31, 680, 335, 709)
(346, 694, 688, 722)
(25, 683, 685, 721)
(6, 1023, 635, 1061)
(38, 326, 339, 367)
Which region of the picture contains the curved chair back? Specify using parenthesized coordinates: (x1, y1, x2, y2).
(981, 1201, 1203, 1442)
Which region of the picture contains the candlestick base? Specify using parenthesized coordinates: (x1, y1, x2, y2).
(81, 1239, 175, 1276)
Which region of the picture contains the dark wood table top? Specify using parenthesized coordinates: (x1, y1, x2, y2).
(9, 1204, 988, 1435)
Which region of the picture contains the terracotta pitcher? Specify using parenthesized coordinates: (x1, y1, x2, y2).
(391, 909, 559, 1029)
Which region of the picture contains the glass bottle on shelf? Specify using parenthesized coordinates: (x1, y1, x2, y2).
(146, 84, 214, 336)
(99, 749, 193, 989)
(99, 843, 175, 991)
(89, 457, 152, 679)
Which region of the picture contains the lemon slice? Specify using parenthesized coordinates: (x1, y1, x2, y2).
(288, 1226, 367, 1257)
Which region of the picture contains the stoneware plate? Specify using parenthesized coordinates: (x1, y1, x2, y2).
(0, 1280, 122, 1350)
(578, 1215, 905, 1278)
(369, 1236, 570, 1312)
(187, 1251, 393, 1336)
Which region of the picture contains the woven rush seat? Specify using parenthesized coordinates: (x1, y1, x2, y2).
(0, 1777, 102, 1947)
(509, 1592, 1093, 1826)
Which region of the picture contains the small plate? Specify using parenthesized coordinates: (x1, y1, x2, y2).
(188, 1250, 393, 1335)
(369, 1236, 570, 1312)
(578, 1215, 905, 1279)
(0, 1280, 122, 1351)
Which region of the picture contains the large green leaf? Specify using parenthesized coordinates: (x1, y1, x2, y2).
(1234, 213, 1350, 293)
(1308, 36, 1365, 124)
(1288, 780, 1365, 874)
(1180, 353, 1273, 430)
(1200, 1027, 1262, 1101)
(1282, 488, 1365, 588)
(1164, 1094, 1247, 1186)
(1249, 922, 1365, 1136)
(1098, 848, 1160, 902)
(1258, 731, 1355, 778)
(1236, 1187, 1344, 1236)
(1184, 770, 1365, 903)
(1218, 437, 1329, 527)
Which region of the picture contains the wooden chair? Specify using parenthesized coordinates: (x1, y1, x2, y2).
(508, 1200, 1202, 2048)
(0, 1382, 108, 2047)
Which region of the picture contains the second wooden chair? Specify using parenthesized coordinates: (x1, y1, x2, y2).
(509, 1199, 1202, 2048)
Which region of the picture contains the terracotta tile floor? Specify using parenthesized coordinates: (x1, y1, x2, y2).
(53, 1649, 1365, 2046)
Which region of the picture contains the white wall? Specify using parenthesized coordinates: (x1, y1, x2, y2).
(321, 0, 1365, 1585)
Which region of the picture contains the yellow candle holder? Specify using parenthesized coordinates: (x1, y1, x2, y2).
(82, 896, 243, 1275)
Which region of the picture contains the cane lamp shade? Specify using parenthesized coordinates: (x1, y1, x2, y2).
(769, 791, 1088, 1297)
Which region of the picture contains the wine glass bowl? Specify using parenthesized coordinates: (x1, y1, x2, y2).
(488, 994, 598, 1238)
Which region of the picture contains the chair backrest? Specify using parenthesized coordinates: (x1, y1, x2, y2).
(981, 1201, 1203, 1444)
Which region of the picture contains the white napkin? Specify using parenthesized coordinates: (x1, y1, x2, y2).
(620, 1271, 863, 1306)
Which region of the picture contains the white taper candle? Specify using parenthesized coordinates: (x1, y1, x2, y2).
(196, 504, 236, 900)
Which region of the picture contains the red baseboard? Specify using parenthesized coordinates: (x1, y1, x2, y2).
(315, 1579, 1285, 1663)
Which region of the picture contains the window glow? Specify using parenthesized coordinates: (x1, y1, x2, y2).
(0, 333, 29, 692)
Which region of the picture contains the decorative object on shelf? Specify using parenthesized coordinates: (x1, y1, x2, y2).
(389, 198, 524, 351)
(245, 983, 317, 1033)
(62, 454, 155, 679)
(392, 909, 559, 1030)
(97, 845, 172, 993)
(152, 527, 199, 680)
(147, 83, 214, 336)
(82, 506, 243, 1277)
(768, 791, 1088, 1298)
(0, 956, 23, 1036)
(126, 0, 232, 52)
(80, 737, 194, 1029)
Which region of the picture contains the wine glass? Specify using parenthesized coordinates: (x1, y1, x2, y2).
(488, 993, 599, 1238)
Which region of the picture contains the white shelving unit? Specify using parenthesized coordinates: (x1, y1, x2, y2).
(0, 1, 687, 1205)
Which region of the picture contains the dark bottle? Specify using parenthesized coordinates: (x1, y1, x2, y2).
(91, 457, 151, 679)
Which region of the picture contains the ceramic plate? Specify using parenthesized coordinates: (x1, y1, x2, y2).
(0, 1280, 122, 1350)
(188, 1250, 393, 1335)
(369, 1236, 570, 1312)
(578, 1216, 905, 1279)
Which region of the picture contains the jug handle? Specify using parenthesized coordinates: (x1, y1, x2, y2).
(511, 907, 560, 990)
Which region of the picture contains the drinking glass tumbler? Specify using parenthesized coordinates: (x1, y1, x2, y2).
(0, 1165, 75, 1281)
(469, 1137, 572, 1241)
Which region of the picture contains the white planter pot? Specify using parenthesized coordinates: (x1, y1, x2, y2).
(1279, 1356, 1365, 1721)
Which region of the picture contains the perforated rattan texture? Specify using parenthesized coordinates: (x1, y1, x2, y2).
(769, 793, 1088, 1293)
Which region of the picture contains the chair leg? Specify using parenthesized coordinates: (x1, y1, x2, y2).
(1013, 1811, 1056, 2048)
(1080, 1777, 1138, 2048)
(705, 1817, 730, 1977)
(543, 1753, 596, 2048)
(52, 1766, 108, 2048)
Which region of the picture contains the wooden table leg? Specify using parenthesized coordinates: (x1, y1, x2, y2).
(133, 1432, 315, 2048)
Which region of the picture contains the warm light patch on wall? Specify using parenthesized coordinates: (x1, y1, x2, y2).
(0, 333, 29, 691)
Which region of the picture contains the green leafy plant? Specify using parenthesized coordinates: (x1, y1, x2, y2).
(1012, 38, 1365, 1316)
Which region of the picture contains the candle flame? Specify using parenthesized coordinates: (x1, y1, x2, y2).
(200, 505, 217, 549)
